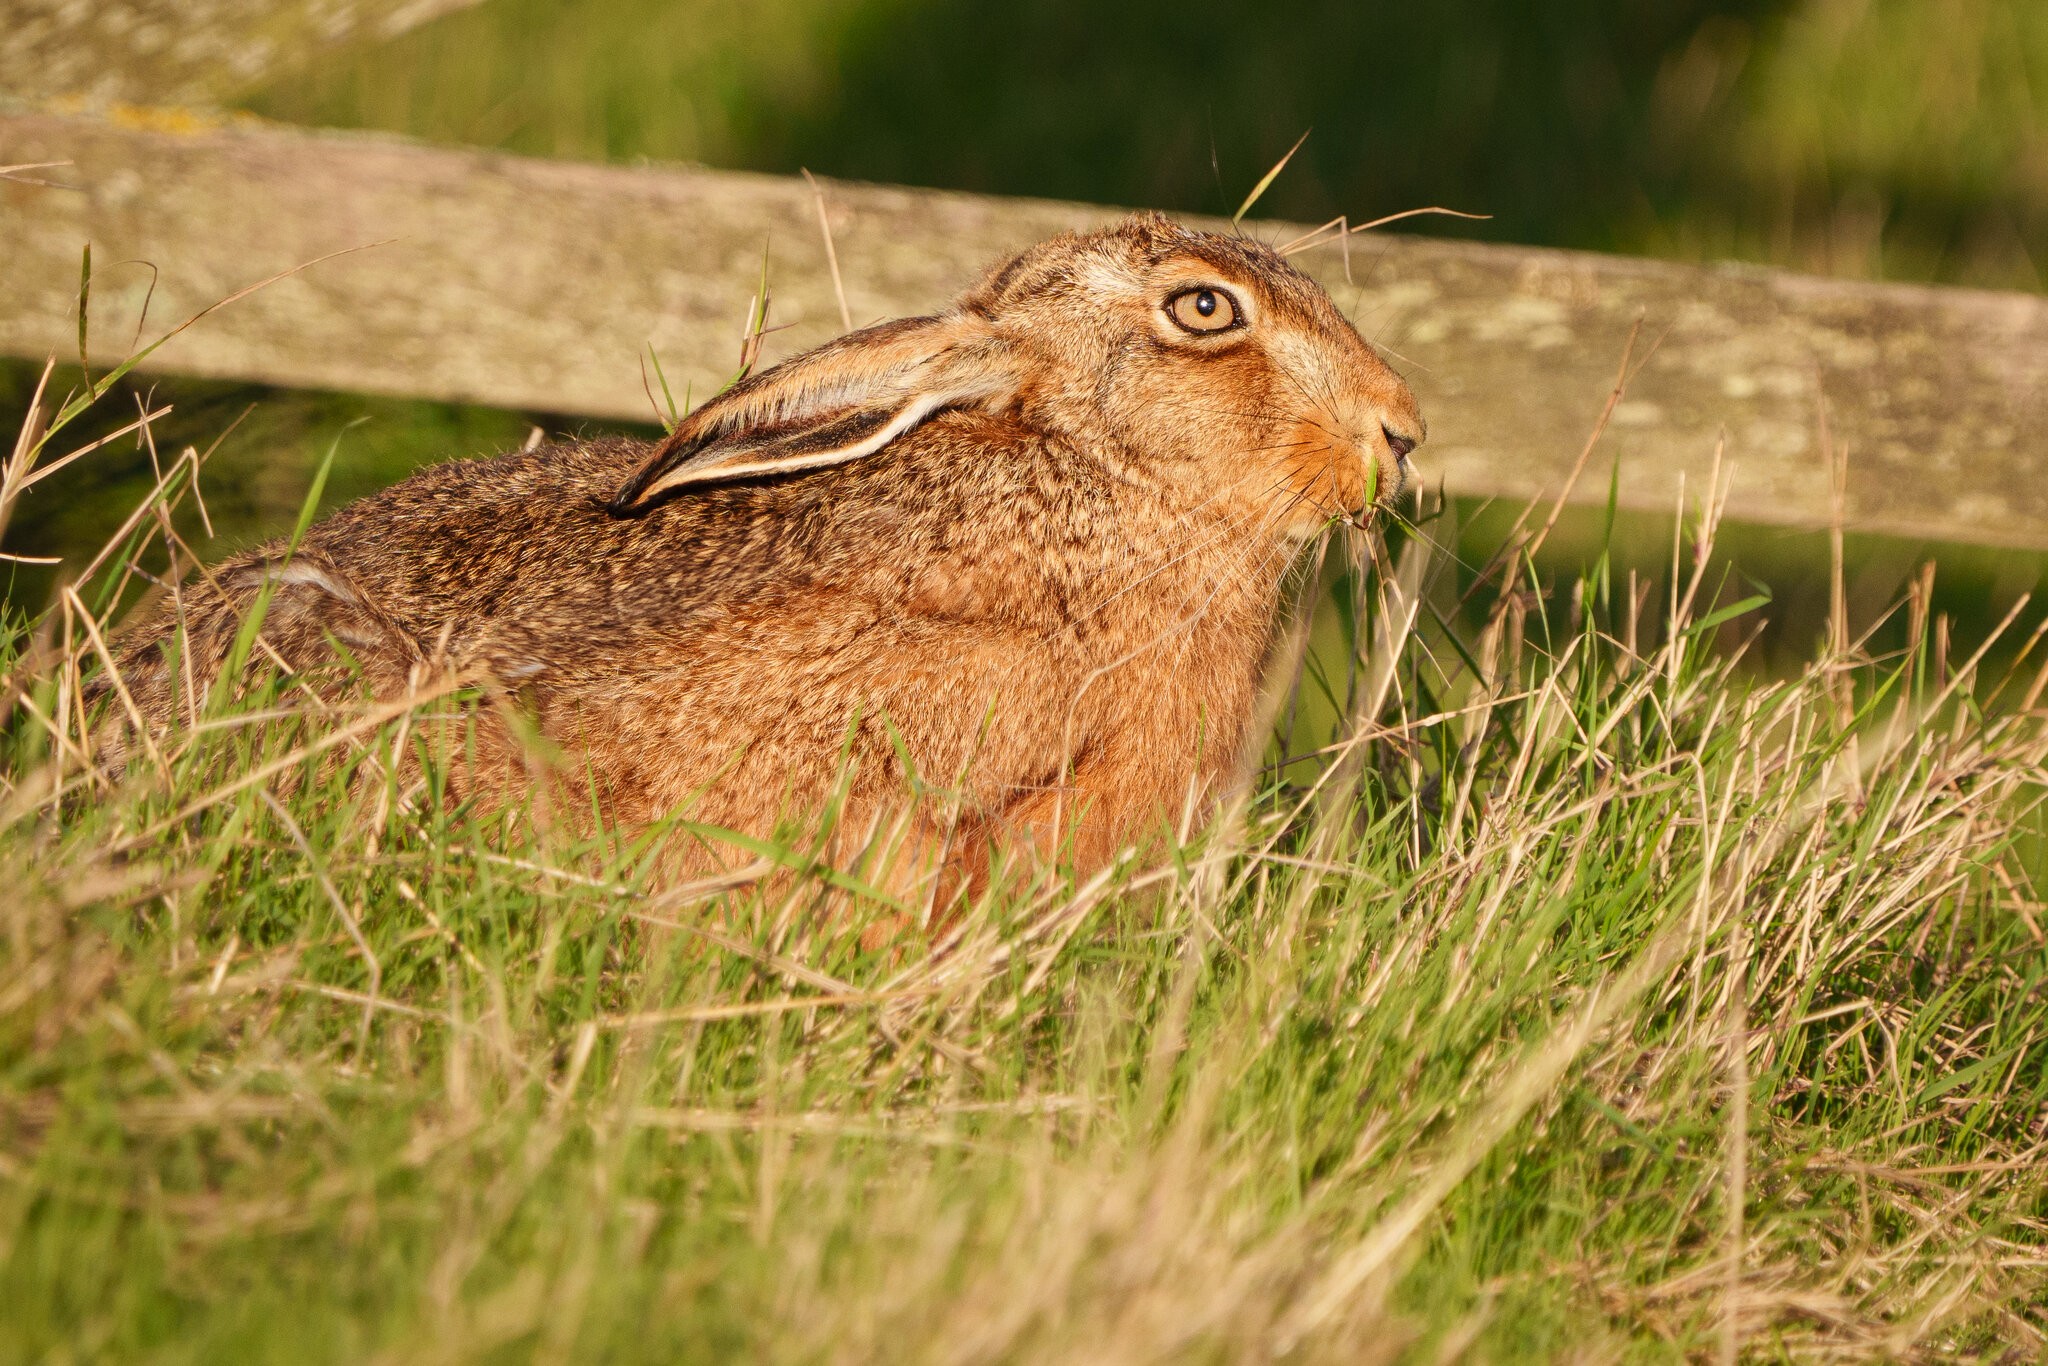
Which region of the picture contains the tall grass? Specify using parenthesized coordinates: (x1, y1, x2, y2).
(3, 360, 2047, 1362)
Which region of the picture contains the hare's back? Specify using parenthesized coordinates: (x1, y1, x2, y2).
(301, 433, 894, 623)
(298, 435, 665, 623)
(256, 413, 1088, 692)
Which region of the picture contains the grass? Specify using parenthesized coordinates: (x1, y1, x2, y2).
(4, 360, 2048, 1362)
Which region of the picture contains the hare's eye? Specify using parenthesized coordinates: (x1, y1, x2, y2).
(1166, 287, 1240, 334)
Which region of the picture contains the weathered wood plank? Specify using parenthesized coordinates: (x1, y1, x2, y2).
(3, 109, 2045, 548)
(1, 0, 486, 104)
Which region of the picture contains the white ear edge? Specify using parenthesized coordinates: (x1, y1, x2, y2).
(641, 391, 948, 499)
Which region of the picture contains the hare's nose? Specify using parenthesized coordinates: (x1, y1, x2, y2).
(1383, 426, 1418, 464)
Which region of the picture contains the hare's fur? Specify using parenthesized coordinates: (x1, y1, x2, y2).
(113, 213, 1423, 889)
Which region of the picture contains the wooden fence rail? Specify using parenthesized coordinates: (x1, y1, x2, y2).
(4, 108, 2046, 548)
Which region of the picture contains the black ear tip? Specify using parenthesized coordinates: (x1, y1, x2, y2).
(599, 485, 655, 518)
(604, 460, 674, 517)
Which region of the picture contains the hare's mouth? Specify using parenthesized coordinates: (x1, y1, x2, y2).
(1273, 413, 1416, 528)
(1270, 441, 1383, 534)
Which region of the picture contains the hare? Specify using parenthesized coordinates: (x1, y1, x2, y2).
(112, 212, 1423, 891)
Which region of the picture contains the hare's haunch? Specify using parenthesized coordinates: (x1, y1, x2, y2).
(112, 213, 1424, 891)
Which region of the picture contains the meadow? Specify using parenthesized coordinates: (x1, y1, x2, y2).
(6, 1, 2048, 1356)
(4, 334, 2047, 1362)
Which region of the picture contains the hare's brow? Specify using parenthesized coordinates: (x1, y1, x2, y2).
(1177, 234, 1285, 270)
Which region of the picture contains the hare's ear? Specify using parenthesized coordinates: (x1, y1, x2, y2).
(607, 314, 1017, 515)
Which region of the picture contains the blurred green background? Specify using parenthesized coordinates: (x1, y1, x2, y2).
(7, 0, 2048, 659)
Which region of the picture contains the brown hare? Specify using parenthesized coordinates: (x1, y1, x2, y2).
(112, 212, 1423, 892)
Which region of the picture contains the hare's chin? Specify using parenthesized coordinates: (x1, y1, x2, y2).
(1276, 500, 1371, 544)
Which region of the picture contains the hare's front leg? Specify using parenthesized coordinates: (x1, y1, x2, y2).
(974, 738, 1202, 879)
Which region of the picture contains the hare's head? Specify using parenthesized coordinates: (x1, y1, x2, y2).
(610, 213, 1421, 537)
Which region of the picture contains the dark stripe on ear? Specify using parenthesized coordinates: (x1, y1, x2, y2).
(856, 315, 941, 342)
(777, 406, 894, 457)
